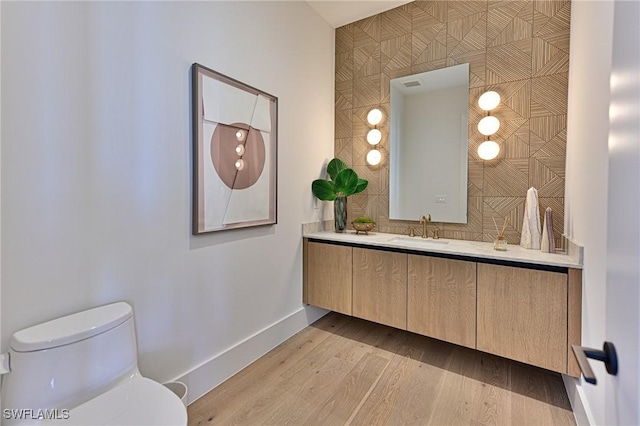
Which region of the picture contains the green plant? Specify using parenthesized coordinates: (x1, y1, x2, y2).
(312, 158, 368, 201)
(353, 216, 375, 224)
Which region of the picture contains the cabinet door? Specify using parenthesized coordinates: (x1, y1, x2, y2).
(407, 255, 477, 349)
(477, 263, 567, 373)
(353, 248, 407, 329)
(306, 241, 352, 315)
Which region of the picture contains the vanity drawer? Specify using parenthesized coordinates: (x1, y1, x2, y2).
(304, 241, 353, 315)
(408, 255, 477, 349)
(477, 263, 567, 373)
(353, 247, 407, 330)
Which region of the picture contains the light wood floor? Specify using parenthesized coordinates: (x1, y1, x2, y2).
(188, 313, 576, 425)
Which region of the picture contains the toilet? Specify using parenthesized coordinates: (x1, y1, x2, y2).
(1, 302, 187, 425)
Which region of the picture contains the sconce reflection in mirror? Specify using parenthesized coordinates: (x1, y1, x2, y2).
(366, 108, 383, 166)
(477, 91, 501, 161)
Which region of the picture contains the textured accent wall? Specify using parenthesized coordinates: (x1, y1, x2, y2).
(335, 0, 570, 247)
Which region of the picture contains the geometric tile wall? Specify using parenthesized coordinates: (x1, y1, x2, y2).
(335, 0, 570, 248)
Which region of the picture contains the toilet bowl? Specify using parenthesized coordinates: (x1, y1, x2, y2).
(1, 302, 187, 425)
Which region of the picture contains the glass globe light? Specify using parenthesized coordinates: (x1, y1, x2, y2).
(366, 149, 382, 165)
(477, 141, 500, 160)
(367, 129, 382, 145)
(478, 91, 501, 111)
(367, 108, 383, 126)
(478, 116, 500, 136)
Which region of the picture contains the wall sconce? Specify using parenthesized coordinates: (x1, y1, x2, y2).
(366, 108, 383, 165)
(367, 108, 383, 126)
(478, 90, 500, 110)
(367, 128, 382, 145)
(477, 91, 501, 160)
(477, 140, 500, 160)
(366, 149, 382, 165)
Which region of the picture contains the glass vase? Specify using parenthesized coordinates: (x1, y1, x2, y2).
(334, 196, 347, 233)
(494, 236, 508, 251)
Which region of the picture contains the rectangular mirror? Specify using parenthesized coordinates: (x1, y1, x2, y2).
(389, 63, 469, 223)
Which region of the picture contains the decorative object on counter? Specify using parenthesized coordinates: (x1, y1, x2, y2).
(493, 216, 510, 251)
(541, 207, 556, 253)
(352, 216, 376, 235)
(477, 90, 501, 161)
(334, 196, 348, 233)
(494, 238, 508, 251)
(191, 63, 277, 234)
(366, 108, 383, 166)
(521, 187, 542, 249)
(312, 158, 368, 233)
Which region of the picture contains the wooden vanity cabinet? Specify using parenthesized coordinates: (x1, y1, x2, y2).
(407, 255, 477, 349)
(304, 240, 353, 315)
(352, 248, 407, 329)
(477, 263, 568, 373)
(303, 238, 582, 376)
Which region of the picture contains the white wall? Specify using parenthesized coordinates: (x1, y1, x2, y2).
(1, 1, 334, 403)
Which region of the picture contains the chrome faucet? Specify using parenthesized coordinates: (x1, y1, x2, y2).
(419, 214, 431, 239)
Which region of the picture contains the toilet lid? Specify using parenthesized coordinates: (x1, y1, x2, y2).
(43, 377, 187, 425)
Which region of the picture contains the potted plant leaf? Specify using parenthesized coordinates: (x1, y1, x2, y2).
(312, 158, 368, 232)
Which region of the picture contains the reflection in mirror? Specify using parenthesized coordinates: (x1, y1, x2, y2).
(389, 63, 469, 224)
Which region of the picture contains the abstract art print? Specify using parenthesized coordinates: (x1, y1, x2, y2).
(192, 63, 277, 234)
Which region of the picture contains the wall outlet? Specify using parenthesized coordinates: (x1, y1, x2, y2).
(436, 195, 446, 203)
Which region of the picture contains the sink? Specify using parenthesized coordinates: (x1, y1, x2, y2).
(389, 236, 450, 245)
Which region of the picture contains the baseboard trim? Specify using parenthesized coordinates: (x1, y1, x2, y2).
(171, 305, 328, 405)
(563, 374, 594, 426)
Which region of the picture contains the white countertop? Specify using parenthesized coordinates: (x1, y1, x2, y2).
(303, 230, 582, 269)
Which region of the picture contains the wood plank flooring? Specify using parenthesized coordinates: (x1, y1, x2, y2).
(188, 313, 576, 426)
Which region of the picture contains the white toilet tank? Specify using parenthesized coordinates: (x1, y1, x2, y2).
(2, 302, 139, 414)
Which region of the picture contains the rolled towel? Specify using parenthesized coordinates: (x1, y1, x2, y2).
(541, 207, 556, 253)
(520, 187, 541, 249)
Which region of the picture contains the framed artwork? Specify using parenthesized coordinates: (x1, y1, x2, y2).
(192, 63, 277, 234)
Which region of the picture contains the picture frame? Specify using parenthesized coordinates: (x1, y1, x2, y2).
(191, 63, 277, 234)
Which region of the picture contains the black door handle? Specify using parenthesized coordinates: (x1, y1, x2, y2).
(571, 342, 618, 385)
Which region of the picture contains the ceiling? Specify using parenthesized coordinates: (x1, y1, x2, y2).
(306, 0, 413, 28)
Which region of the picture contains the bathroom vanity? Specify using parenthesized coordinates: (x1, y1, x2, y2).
(302, 230, 583, 377)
